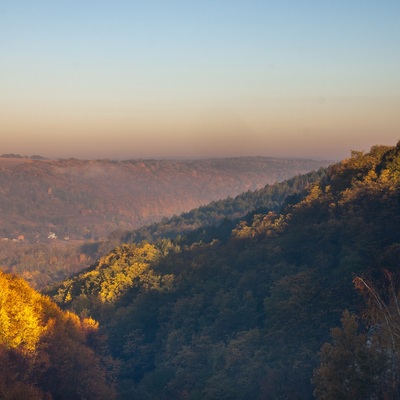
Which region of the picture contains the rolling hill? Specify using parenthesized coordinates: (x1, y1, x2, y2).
(2, 143, 400, 398)
(0, 156, 329, 288)
(44, 142, 400, 399)
(0, 156, 329, 242)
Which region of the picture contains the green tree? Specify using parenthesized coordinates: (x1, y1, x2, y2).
(313, 311, 386, 400)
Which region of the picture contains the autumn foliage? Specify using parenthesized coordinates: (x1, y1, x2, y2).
(2, 142, 400, 398)
(0, 270, 116, 399)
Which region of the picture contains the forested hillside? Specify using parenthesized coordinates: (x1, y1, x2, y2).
(0, 270, 116, 399)
(0, 156, 328, 242)
(1, 167, 325, 289)
(0, 155, 329, 289)
(114, 168, 326, 245)
(45, 142, 400, 399)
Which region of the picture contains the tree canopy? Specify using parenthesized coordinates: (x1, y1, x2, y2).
(45, 143, 400, 399)
(3, 142, 400, 398)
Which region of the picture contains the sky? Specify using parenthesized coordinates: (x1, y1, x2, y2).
(0, 1, 399, 161)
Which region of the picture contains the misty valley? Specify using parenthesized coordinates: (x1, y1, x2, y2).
(2, 0, 399, 397)
(0, 156, 328, 288)
(1, 143, 400, 399)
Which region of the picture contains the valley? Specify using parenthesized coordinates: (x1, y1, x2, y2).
(2, 143, 400, 399)
(0, 156, 329, 288)
(0, 156, 329, 243)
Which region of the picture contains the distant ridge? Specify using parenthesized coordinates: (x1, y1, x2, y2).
(0, 156, 330, 242)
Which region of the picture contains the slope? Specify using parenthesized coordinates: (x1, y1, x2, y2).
(0, 156, 329, 242)
(47, 142, 400, 399)
(1, 166, 326, 289)
(0, 270, 116, 399)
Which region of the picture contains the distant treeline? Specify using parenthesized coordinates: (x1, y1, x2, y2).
(0, 153, 47, 159)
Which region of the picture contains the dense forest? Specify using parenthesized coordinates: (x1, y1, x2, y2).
(0, 271, 116, 399)
(2, 143, 400, 398)
(113, 168, 326, 246)
(0, 155, 328, 289)
(0, 156, 328, 241)
(1, 168, 324, 289)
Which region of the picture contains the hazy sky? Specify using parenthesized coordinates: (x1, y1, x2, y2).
(1, 1, 399, 160)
